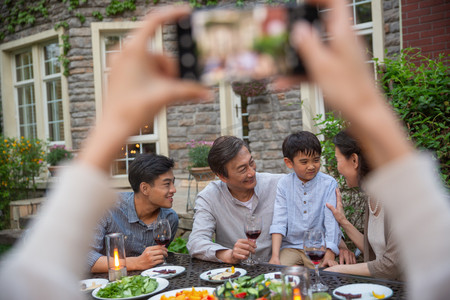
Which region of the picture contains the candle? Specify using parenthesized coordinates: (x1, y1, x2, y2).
(106, 233, 127, 281)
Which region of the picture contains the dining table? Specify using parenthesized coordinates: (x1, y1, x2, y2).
(88, 252, 406, 299)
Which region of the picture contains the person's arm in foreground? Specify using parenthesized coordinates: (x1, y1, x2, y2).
(0, 7, 209, 300)
(290, 0, 450, 299)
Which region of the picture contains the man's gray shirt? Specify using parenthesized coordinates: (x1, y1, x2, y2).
(87, 192, 178, 269)
(187, 172, 283, 262)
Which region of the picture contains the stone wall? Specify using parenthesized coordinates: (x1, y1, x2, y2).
(383, 0, 401, 57)
(248, 90, 302, 174)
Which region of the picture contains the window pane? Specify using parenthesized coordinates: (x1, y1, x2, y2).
(111, 142, 156, 176)
(142, 143, 156, 154)
(17, 85, 37, 139)
(362, 33, 373, 57)
(44, 43, 60, 75)
(141, 120, 154, 135)
(47, 80, 64, 141)
(15, 51, 33, 82)
(355, 2, 372, 24)
(112, 160, 127, 175)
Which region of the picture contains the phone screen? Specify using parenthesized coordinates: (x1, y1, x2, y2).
(177, 5, 320, 84)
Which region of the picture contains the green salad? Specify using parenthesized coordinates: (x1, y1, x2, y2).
(96, 275, 158, 298)
(215, 274, 284, 300)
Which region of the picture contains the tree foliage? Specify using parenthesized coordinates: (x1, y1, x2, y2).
(375, 48, 449, 186)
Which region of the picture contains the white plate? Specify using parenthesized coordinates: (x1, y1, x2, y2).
(141, 266, 186, 278)
(199, 267, 247, 283)
(264, 272, 299, 285)
(92, 277, 169, 300)
(333, 283, 393, 300)
(148, 287, 215, 300)
(80, 278, 108, 293)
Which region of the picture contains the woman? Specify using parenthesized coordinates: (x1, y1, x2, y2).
(324, 131, 401, 280)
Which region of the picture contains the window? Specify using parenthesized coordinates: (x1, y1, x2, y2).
(302, 0, 384, 132)
(1, 29, 70, 148)
(15, 50, 37, 139)
(91, 22, 168, 179)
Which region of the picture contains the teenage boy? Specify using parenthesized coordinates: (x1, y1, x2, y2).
(269, 131, 341, 267)
(88, 153, 178, 272)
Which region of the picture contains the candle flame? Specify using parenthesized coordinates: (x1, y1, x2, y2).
(293, 288, 302, 300)
(114, 248, 120, 269)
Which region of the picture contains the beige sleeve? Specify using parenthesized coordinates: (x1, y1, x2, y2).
(0, 162, 116, 300)
(364, 153, 450, 300)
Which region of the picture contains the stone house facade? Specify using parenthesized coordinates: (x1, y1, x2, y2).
(1, 0, 445, 188)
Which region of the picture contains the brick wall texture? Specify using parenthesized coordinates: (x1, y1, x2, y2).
(401, 0, 450, 58)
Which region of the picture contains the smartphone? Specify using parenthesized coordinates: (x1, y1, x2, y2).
(176, 4, 321, 84)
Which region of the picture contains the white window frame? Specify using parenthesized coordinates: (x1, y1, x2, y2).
(0, 29, 71, 148)
(301, 0, 385, 134)
(91, 22, 168, 186)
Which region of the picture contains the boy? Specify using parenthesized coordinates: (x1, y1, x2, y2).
(269, 131, 340, 267)
(88, 153, 178, 272)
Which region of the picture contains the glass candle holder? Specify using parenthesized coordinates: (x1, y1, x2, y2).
(106, 233, 127, 281)
(281, 266, 312, 300)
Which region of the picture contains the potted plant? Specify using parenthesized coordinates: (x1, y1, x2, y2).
(186, 140, 215, 181)
(231, 79, 269, 98)
(46, 144, 73, 176)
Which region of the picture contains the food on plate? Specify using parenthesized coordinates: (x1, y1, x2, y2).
(335, 291, 362, 299)
(215, 274, 283, 299)
(80, 281, 102, 291)
(209, 266, 241, 281)
(372, 291, 385, 299)
(312, 292, 332, 300)
(160, 287, 215, 300)
(154, 269, 177, 274)
(96, 275, 158, 298)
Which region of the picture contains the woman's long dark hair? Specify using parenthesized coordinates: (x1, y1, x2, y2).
(333, 130, 371, 184)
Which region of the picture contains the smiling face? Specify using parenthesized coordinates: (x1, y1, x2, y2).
(335, 146, 359, 188)
(218, 146, 257, 194)
(141, 169, 176, 209)
(284, 151, 321, 183)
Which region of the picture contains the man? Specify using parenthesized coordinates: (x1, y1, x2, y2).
(88, 153, 178, 272)
(187, 136, 283, 264)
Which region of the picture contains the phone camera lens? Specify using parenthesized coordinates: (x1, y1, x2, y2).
(180, 34, 193, 48)
(178, 17, 191, 30)
(181, 53, 196, 68)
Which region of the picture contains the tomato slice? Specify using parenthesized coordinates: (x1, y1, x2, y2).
(234, 292, 247, 298)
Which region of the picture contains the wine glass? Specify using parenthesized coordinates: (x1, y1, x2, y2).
(242, 214, 262, 265)
(153, 219, 171, 265)
(303, 229, 328, 292)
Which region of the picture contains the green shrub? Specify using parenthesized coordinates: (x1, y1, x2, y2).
(314, 113, 366, 232)
(375, 48, 449, 186)
(168, 237, 188, 254)
(0, 136, 46, 229)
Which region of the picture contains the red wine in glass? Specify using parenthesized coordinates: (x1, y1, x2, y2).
(155, 237, 170, 247)
(245, 230, 261, 240)
(305, 250, 325, 265)
(153, 219, 172, 265)
(304, 229, 328, 292)
(243, 214, 262, 265)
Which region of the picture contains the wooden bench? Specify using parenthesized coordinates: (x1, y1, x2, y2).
(9, 197, 45, 229)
